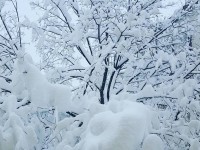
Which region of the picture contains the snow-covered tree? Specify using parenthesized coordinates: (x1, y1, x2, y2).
(0, 0, 24, 94)
(29, 0, 164, 104)
(30, 0, 200, 104)
(28, 0, 200, 149)
(1, 0, 200, 149)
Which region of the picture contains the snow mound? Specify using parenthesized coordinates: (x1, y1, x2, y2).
(81, 100, 157, 150)
(190, 139, 200, 150)
(142, 134, 164, 150)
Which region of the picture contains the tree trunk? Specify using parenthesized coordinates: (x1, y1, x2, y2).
(100, 67, 108, 104)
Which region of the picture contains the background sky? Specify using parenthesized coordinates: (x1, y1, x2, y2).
(17, 0, 40, 62)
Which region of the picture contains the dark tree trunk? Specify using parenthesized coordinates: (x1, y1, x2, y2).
(107, 71, 115, 101)
(100, 67, 108, 104)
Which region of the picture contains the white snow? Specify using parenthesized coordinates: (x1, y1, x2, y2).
(136, 84, 158, 98)
(142, 134, 164, 150)
(80, 100, 154, 150)
(0, 113, 37, 150)
(0, 0, 5, 10)
(12, 53, 72, 112)
(171, 79, 198, 99)
(190, 139, 200, 150)
(155, 51, 178, 72)
(0, 78, 10, 91)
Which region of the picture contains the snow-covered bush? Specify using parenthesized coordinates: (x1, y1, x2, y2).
(1, 53, 200, 149)
(0, 53, 73, 149)
(80, 101, 156, 150)
(48, 99, 164, 150)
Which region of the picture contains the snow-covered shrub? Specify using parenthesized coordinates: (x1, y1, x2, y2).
(0, 53, 73, 149)
(48, 99, 163, 150)
(0, 95, 37, 150)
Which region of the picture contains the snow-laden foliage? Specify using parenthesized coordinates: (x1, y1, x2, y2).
(1, 0, 200, 150)
(0, 0, 23, 94)
(12, 53, 72, 112)
(0, 53, 163, 150)
(30, 0, 165, 104)
(1, 53, 200, 150)
(30, 0, 200, 104)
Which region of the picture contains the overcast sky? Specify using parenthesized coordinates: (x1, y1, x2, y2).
(17, 0, 40, 62)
